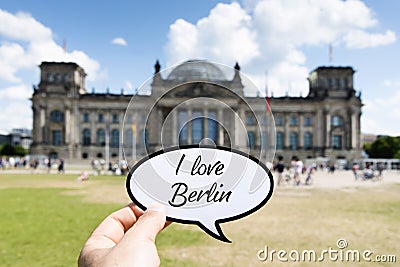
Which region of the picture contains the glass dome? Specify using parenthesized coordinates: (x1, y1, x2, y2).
(167, 60, 227, 82)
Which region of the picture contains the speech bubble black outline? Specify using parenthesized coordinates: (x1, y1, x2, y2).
(126, 144, 274, 243)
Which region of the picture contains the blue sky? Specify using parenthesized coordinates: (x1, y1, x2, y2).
(0, 0, 399, 136)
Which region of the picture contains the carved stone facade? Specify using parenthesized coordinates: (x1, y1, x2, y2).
(30, 61, 363, 163)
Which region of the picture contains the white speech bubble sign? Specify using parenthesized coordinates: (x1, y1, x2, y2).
(126, 145, 274, 242)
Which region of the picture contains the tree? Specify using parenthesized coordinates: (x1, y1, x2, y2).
(0, 144, 15, 156)
(364, 136, 400, 158)
(0, 144, 27, 156)
(14, 145, 27, 156)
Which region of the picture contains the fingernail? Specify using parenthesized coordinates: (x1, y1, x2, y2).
(147, 203, 166, 213)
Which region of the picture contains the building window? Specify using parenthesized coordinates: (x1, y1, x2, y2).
(47, 73, 54, 82)
(207, 111, 218, 143)
(290, 116, 297, 126)
(333, 78, 339, 89)
(304, 116, 312, 126)
(50, 110, 64, 122)
(192, 111, 203, 144)
(289, 132, 298, 150)
(55, 73, 62, 82)
(246, 114, 256, 125)
(304, 132, 312, 150)
(276, 132, 284, 150)
(276, 116, 283, 126)
(248, 131, 255, 149)
(52, 130, 62, 146)
(331, 115, 344, 127)
(112, 114, 119, 124)
(125, 129, 133, 146)
(262, 115, 268, 126)
(341, 78, 347, 89)
(82, 129, 91, 146)
(111, 129, 119, 148)
(83, 113, 89, 123)
(97, 129, 105, 146)
(332, 135, 342, 149)
(325, 78, 331, 88)
(98, 113, 104, 123)
(64, 73, 71, 81)
(178, 111, 188, 145)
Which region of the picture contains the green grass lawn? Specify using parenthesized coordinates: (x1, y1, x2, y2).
(0, 174, 205, 266)
(0, 173, 399, 266)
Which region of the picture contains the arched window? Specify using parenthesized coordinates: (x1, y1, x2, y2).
(290, 116, 297, 126)
(276, 132, 284, 150)
(207, 111, 218, 143)
(290, 132, 298, 150)
(178, 111, 188, 145)
(97, 129, 105, 146)
(125, 129, 133, 146)
(304, 132, 312, 150)
(191, 111, 203, 144)
(50, 110, 64, 122)
(247, 131, 255, 149)
(82, 128, 91, 146)
(111, 129, 119, 147)
(331, 115, 344, 127)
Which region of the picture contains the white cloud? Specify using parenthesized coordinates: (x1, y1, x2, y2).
(362, 88, 400, 135)
(343, 30, 396, 49)
(125, 80, 133, 90)
(165, 2, 260, 66)
(165, 0, 396, 96)
(111, 37, 128, 46)
(0, 99, 32, 132)
(0, 9, 101, 83)
(0, 84, 31, 100)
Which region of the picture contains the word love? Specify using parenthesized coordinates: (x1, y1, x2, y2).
(176, 154, 225, 176)
(169, 154, 232, 207)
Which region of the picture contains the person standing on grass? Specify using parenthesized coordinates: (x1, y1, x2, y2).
(274, 156, 286, 186)
(352, 163, 359, 181)
(377, 162, 384, 180)
(292, 156, 303, 186)
(58, 158, 65, 174)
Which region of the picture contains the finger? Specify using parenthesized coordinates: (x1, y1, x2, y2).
(125, 203, 166, 243)
(85, 203, 144, 249)
(110, 204, 166, 267)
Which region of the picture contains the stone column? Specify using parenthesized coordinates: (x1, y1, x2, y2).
(217, 109, 224, 146)
(325, 112, 331, 147)
(65, 108, 71, 145)
(284, 113, 290, 148)
(91, 111, 96, 146)
(316, 109, 323, 148)
(40, 107, 45, 143)
(351, 111, 357, 149)
(172, 109, 178, 145)
(203, 109, 208, 140)
(187, 109, 192, 144)
(299, 114, 304, 148)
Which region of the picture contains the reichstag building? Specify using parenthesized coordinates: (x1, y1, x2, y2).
(30, 60, 363, 163)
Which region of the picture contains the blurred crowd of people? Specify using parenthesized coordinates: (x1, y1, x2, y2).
(273, 155, 385, 186)
(273, 156, 317, 186)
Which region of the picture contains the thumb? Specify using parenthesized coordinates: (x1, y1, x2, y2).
(127, 203, 166, 242)
(113, 204, 166, 266)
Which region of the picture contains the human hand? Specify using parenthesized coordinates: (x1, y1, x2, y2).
(78, 203, 167, 267)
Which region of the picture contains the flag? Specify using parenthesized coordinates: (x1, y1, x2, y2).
(329, 43, 333, 63)
(265, 96, 271, 114)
